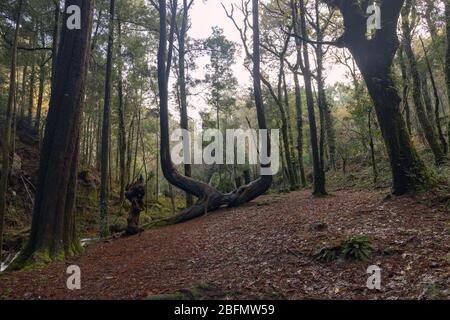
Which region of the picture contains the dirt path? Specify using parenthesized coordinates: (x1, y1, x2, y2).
(1, 190, 449, 300)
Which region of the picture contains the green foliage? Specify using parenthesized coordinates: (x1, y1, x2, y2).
(314, 235, 374, 263)
(341, 235, 373, 262)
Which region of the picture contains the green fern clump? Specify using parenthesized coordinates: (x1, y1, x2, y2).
(314, 245, 341, 262)
(341, 235, 373, 261)
(313, 235, 374, 263)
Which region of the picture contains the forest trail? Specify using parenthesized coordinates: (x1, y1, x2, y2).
(0, 190, 449, 300)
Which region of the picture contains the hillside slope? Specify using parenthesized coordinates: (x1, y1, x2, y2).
(0, 190, 449, 300)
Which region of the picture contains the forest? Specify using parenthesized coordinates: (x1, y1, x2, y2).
(0, 0, 449, 301)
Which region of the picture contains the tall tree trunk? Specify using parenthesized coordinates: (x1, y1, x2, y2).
(399, 44, 412, 135)
(99, 0, 115, 238)
(96, 101, 102, 171)
(282, 71, 300, 185)
(27, 54, 36, 126)
(9, 0, 95, 270)
(126, 112, 135, 187)
(293, 72, 307, 187)
(277, 69, 297, 190)
(260, 69, 296, 190)
(290, 0, 307, 188)
(421, 75, 434, 124)
(0, 0, 23, 263)
(420, 37, 448, 154)
(178, 0, 194, 207)
(401, 1, 446, 165)
(155, 132, 160, 201)
(117, 18, 127, 204)
(35, 26, 47, 135)
(314, 0, 336, 171)
(299, 0, 326, 196)
(51, 0, 61, 90)
(368, 110, 378, 184)
(446, 0, 450, 151)
(20, 64, 28, 118)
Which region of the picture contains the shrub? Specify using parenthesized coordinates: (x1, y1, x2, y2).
(341, 235, 373, 261)
(313, 235, 374, 262)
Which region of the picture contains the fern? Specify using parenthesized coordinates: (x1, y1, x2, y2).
(341, 235, 373, 261)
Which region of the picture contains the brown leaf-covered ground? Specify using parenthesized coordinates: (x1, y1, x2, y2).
(0, 190, 449, 300)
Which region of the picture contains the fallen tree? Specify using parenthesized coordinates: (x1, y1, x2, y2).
(150, 0, 272, 227)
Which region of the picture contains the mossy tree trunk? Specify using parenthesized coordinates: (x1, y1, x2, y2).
(9, 0, 95, 271)
(325, 0, 431, 195)
(401, 0, 446, 165)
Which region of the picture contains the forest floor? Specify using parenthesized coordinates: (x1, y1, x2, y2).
(1, 188, 449, 300)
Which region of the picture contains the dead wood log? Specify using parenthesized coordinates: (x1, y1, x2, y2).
(124, 175, 145, 236)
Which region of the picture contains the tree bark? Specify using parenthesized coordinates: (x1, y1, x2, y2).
(399, 44, 412, 135)
(99, 0, 115, 238)
(401, 1, 446, 165)
(290, 0, 307, 188)
(0, 0, 23, 263)
(420, 37, 448, 154)
(368, 110, 378, 184)
(20, 64, 28, 118)
(27, 52, 36, 126)
(35, 25, 47, 136)
(178, 0, 194, 207)
(51, 0, 61, 90)
(9, 0, 95, 270)
(299, 0, 327, 196)
(117, 17, 127, 205)
(282, 71, 300, 185)
(293, 72, 307, 187)
(314, 0, 336, 171)
(446, 0, 450, 151)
